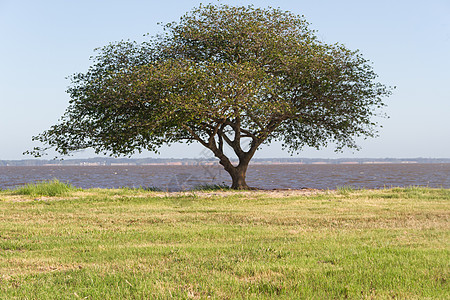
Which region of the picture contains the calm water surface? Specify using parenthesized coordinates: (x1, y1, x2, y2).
(1, 164, 449, 191)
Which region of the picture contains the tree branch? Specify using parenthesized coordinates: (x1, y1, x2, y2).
(218, 128, 234, 148)
(182, 125, 209, 148)
(240, 128, 257, 140)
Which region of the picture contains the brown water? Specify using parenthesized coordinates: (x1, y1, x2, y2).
(0, 164, 449, 191)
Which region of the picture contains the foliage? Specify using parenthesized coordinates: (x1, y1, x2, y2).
(29, 4, 393, 188)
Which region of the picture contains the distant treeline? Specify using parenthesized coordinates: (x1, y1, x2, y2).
(1, 157, 450, 166)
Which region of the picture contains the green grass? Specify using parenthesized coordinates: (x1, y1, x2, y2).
(192, 183, 231, 191)
(10, 179, 79, 197)
(0, 186, 448, 299)
(336, 185, 359, 195)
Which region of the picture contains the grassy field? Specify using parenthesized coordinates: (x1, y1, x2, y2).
(0, 182, 448, 299)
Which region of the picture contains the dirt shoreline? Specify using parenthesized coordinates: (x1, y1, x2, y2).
(159, 188, 330, 198)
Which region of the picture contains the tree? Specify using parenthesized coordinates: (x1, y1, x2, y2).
(29, 4, 393, 189)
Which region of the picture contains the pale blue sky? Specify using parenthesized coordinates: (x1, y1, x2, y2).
(1, 0, 449, 160)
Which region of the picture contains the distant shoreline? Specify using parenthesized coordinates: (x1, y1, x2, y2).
(1, 157, 450, 166)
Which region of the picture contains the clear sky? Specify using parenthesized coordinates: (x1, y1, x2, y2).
(1, 0, 449, 160)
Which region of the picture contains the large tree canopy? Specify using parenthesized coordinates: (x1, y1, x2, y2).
(30, 4, 393, 189)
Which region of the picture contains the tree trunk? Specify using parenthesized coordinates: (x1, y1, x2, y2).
(229, 165, 251, 190)
(209, 128, 261, 190)
(218, 155, 254, 190)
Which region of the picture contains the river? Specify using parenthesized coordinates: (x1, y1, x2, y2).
(1, 163, 449, 191)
